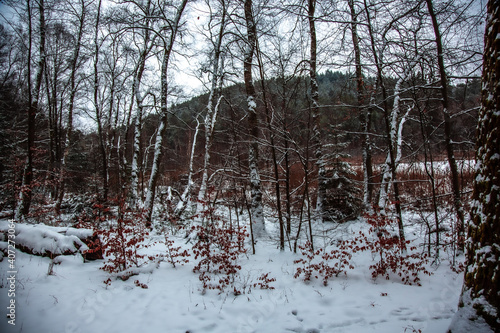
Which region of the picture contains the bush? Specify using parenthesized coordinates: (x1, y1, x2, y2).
(87, 201, 155, 275)
(294, 240, 355, 286)
(361, 213, 432, 286)
(164, 235, 190, 268)
(98, 211, 151, 274)
(294, 213, 432, 286)
(192, 221, 248, 294)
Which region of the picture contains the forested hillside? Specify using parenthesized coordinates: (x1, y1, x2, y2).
(0, 61, 481, 223)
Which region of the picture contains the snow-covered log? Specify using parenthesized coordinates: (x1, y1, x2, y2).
(0, 221, 92, 258)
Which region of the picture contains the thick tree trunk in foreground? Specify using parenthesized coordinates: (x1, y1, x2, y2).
(448, 1, 500, 331)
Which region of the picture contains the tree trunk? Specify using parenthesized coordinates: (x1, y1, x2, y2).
(348, 0, 373, 208)
(448, 0, 500, 330)
(92, 0, 108, 202)
(56, 0, 86, 212)
(129, 0, 152, 209)
(363, 0, 405, 245)
(308, 0, 326, 223)
(377, 75, 410, 212)
(175, 117, 200, 217)
(144, 0, 188, 224)
(195, 0, 226, 223)
(256, 39, 285, 250)
(44, 48, 56, 200)
(16, 0, 46, 220)
(243, 0, 265, 238)
(425, 0, 465, 251)
(417, 104, 441, 258)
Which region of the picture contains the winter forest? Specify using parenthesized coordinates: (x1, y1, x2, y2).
(0, 0, 499, 331)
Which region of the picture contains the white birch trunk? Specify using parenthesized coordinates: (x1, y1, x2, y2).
(377, 75, 411, 213)
(129, 105, 142, 208)
(144, 120, 165, 219)
(129, 73, 147, 208)
(175, 117, 200, 217)
(195, 94, 222, 223)
(128, 0, 152, 209)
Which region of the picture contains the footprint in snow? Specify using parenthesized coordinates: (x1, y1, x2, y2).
(390, 307, 425, 322)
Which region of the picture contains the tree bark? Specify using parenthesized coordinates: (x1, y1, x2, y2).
(308, 0, 326, 223)
(243, 0, 265, 238)
(448, 0, 500, 330)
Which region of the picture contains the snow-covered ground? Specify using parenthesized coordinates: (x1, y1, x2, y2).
(0, 215, 463, 333)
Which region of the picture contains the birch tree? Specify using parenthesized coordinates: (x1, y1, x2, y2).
(363, 0, 412, 244)
(144, 0, 189, 225)
(377, 72, 412, 213)
(195, 0, 227, 222)
(128, 0, 154, 209)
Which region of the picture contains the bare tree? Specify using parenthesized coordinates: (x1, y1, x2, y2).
(144, 0, 189, 224)
(128, 0, 154, 209)
(91, 0, 110, 203)
(242, 0, 265, 238)
(347, 0, 373, 208)
(55, 0, 87, 212)
(255, 34, 286, 249)
(362, 0, 413, 245)
(425, 0, 466, 250)
(194, 0, 227, 223)
(16, 0, 46, 220)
